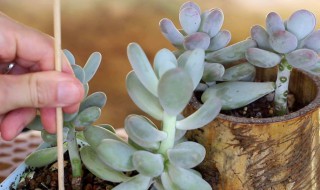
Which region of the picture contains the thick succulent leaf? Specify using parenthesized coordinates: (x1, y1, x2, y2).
(269, 31, 298, 54)
(246, 48, 281, 68)
(126, 71, 163, 120)
(132, 151, 164, 177)
(208, 30, 231, 51)
(200, 8, 224, 37)
(175, 129, 187, 142)
(128, 138, 160, 152)
(79, 92, 107, 111)
(251, 25, 271, 50)
(285, 49, 318, 69)
(80, 146, 130, 182)
(179, 1, 201, 14)
(222, 63, 256, 81)
(127, 43, 159, 96)
(72, 64, 85, 83)
(152, 179, 165, 190)
(63, 49, 75, 65)
(84, 125, 124, 147)
(179, 7, 201, 34)
(159, 18, 184, 48)
(97, 124, 116, 133)
(41, 128, 68, 145)
(266, 12, 285, 35)
(158, 68, 194, 116)
(72, 107, 101, 127)
(154, 48, 177, 78)
(183, 32, 211, 50)
(83, 83, 89, 98)
(206, 39, 257, 63)
(83, 52, 101, 83)
(287, 10, 316, 40)
(26, 115, 43, 131)
(202, 81, 275, 110)
(168, 141, 205, 169)
(63, 112, 78, 122)
(176, 97, 221, 130)
(202, 62, 225, 82)
(161, 172, 180, 190)
(25, 145, 67, 167)
(168, 164, 211, 190)
(301, 30, 320, 53)
(303, 59, 320, 74)
(96, 139, 136, 171)
(113, 174, 152, 190)
(177, 50, 191, 66)
(178, 48, 205, 89)
(125, 114, 167, 144)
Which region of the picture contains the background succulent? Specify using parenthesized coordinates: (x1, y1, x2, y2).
(78, 43, 222, 190)
(245, 10, 320, 115)
(24, 50, 107, 190)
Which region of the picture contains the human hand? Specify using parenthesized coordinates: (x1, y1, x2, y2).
(0, 13, 84, 140)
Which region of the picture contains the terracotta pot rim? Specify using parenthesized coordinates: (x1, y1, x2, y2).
(193, 70, 320, 124)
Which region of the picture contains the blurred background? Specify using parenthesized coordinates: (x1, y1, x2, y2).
(1, 0, 320, 128)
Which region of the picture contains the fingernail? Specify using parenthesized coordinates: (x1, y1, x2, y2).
(57, 81, 83, 105)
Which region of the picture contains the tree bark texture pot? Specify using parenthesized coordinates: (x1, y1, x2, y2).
(185, 68, 320, 190)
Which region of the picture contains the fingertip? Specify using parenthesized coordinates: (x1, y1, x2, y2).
(63, 103, 80, 114)
(40, 108, 57, 134)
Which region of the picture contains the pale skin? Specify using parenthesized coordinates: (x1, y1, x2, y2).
(0, 13, 84, 141)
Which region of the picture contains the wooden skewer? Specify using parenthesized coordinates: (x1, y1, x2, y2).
(53, 0, 65, 189)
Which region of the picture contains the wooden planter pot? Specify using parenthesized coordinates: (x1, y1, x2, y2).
(185, 68, 320, 190)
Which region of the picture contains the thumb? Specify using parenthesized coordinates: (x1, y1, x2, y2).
(0, 71, 84, 114)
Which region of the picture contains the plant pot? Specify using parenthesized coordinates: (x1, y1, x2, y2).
(184, 68, 320, 190)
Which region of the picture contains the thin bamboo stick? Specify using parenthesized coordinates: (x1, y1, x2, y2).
(53, 0, 65, 189)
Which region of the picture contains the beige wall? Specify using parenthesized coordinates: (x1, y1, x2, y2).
(1, 0, 319, 128)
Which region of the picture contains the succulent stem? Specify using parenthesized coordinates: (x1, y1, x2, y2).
(66, 123, 82, 189)
(274, 59, 292, 116)
(158, 112, 177, 156)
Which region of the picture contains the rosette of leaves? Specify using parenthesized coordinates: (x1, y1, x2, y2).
(245, 10, 320, 115)
(160, 1, 275, 111)
(79, 43, 221, 190)
(23, 50, 107, 189)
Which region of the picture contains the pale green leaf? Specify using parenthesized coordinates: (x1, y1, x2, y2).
(72, 107, 101, 127)
(202, 62, 225, 82)
(63, 49, 75, 65)
(132, 151, 164, 177)
(161, 172, 180, 190)
(159, 18, 184, 48)
(26, 115, 43, 131)
(79, 92, 107, 111)
(113, 174, 152, 190)
(127, 43, 159, 96)
(71, 65, 85, 83)
(285, 49, 318, 69)
(126, 71, 163, 120)
(287, 10, 316, 40)
(245, 48, 281, 68)
(153, 48, 177, 78)
(83, 52, 101, 83)
(96, 139, 136, 171)
(84, 125, 124, 147)
(80, 146, 130, 182)
(179, 7, 201, 34)
(222, 63, 256, 81)
(158, 68, 193, 116)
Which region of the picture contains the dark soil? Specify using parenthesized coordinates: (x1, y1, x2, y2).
(12, 153, 117, 190)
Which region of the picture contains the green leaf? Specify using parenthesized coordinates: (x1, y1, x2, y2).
(287, 10, 315, 40)
(153, 48, 177, 78)
(96, 139, 136, 171)
(63, 49, 75, 65)
(168, 141, 206, 169)
(80, 146, 130, 182)
(159, 18, 184, 48)
(113, 174, 152, 190)
(79, 92, 107, 111)
(180, 1, 200, 14)
(245, 48, 281, 68)
(132, 151, 164, 177)
(127, 43, 159, 96)
(25, 145, 67, 167)
(83, 83, 89, 98)
(266, 12, 285, 35)
(183, 32, 210, 50)
(179, 7, 201, 34)
(206, 39, 257, 63)
(251, 25, 271, 50)
(128, 138, 160, 152)
(83, 52, 101, 83)
(303, 59, 320, 74)
(158, 68, 193, 116)
(84, 125, 123, 147)
(176, 97, 221, 130)
(161, 172, 180, 190)
(63, 112, 78, 122)
(199, 9, 224, 37)
(168, 164, 211, 190)
(222, 63, 256, 81)
(202, 81, 275, 110)
(268, 31, 298, 54)
(73, 107, 101, 127)
(202, 62, 225, 82)
(285, 49, 318, 69)
(175, 129, 187, 142)
(179, 49, 205, 89)
(300, 30, 320, 53)
(97, 124, 116, 133)
(26, 115, 43, 131)
(208, 30, 231, 51)
(71, 64, 85, 83)
(125, 115, 167, 144)
(126, 71, 163, 120)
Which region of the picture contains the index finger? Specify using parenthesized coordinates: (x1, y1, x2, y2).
(0, 12, 72, 74)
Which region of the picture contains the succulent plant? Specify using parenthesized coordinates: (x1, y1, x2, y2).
(24, 50, 107, 190)
(245, 10, 320, 115)
(78, 43, 222, 190)
(160, 1, 276, 111)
